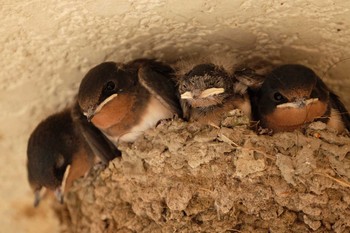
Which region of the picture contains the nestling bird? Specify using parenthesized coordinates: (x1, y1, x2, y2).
(27, 105, 120, 207)
(77, 59, 182, 146)
(177, 63, 251, 126)
(27, 109, 89, 206)
(246, 64, 350, 132)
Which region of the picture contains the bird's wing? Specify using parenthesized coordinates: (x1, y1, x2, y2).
(137, 60, 183, 117)
(329, 91, 350, 131)
(234, 67, 266, 90)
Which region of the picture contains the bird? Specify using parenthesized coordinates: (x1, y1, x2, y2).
(247, 64, 350, 133)
(27, 109, 87, 206)
(77, 58, 182, 147)
(177, 63, 252, 126)
(27, 104, 120, 207)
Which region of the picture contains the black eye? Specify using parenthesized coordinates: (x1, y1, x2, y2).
(273, 92, 284, 102)
(104, 81, 116, 92)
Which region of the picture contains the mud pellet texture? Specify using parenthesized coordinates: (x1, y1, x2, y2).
(58, 113, 350, 233)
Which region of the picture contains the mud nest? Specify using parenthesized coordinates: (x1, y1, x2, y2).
(56, 111, 350, 233)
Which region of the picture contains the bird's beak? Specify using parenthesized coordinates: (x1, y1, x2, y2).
(33, 190, 41, 207)
(277, 98, 319, 109)
(54, 188, 64, 204)
(180, 91, 193, 99)
(199, 88, 225, 98)
(61, 165, 71, 195)
(83, 108, 96, 122)
(84, 93, 119, 121)
(33, 187, 47, 207)
(181, 88, 225, 100)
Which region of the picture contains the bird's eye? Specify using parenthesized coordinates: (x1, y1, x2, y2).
(104, 81, 116, 92)
(273, 92, 284, 102)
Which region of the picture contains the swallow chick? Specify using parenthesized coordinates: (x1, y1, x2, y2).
(177, 63, 251, 126)
(77, 59, 182, 146)
(248, 64, 350, 133)
(27, 108, 97, 207)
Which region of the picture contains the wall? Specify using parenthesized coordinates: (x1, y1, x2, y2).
(1, 0, 350, 232)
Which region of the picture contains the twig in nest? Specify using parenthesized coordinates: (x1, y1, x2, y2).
(218, 133, 239, 147)
(218, 133, 275, 160)
(198, 187, 214, 194)
(314, 172, 350, 188)
(209, 122, 220, 129)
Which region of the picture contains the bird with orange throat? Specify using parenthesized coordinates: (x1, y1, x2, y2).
(244, 64, 350, 133)
(77, 59, 182, 150)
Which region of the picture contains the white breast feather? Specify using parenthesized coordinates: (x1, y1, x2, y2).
(110, 96, 174, 143)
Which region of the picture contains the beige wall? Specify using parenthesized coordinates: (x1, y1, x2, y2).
(1, 0, 350, 232)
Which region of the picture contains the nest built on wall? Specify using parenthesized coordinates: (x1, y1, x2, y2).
(56, 112, 350, 232)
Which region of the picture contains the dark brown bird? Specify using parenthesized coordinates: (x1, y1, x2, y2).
(27, 104, 120, 207)
(245, 64, 350, 132)
(77, 59, 182, 148)
(177, 63, 251, 126)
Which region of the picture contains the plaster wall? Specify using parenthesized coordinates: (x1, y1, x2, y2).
(1, 0, 350, 232)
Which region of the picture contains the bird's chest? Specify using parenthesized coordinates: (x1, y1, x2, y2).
(91, 93, 136, 130)
(190, 95, 251, 126)
(103, 96, 174, 144)
(263, 100, 328, 132)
